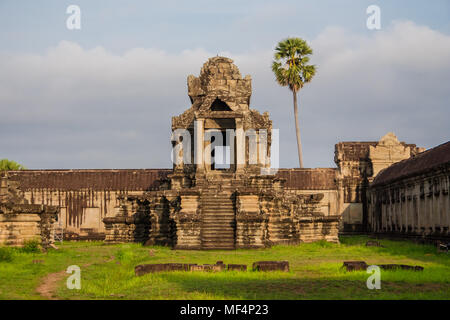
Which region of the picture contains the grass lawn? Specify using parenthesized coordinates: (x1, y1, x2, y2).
(0, 235, 449, 300)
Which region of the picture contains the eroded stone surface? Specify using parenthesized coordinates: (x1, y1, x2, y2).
(252, 261, 290, 272)
(343, 261, 424, 271)
(368, 141, 450, 240)
(343, 261, 368, 271)
(0, 175, 58, 247)
(104, 57, 341, 249)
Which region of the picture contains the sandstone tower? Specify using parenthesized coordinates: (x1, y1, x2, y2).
(103, 57, 340, 249)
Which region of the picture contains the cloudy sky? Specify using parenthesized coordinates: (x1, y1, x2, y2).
(0, 0, 449, 169)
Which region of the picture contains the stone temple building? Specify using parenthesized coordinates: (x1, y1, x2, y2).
(367, 141, 450, 240)
(1, 57, 448, 247)
(104, 56, 341, 249)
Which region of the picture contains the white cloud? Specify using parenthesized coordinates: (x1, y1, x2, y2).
(0, 21, 449, 169)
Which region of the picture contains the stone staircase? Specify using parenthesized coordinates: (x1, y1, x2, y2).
(201, 184, 236, 250)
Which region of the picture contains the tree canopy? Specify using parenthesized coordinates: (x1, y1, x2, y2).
(0, 159, 26, 171)
(272, 37, 316, 93)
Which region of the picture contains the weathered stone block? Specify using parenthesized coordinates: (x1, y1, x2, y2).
(343, 261, 368, 271)
(379, 264, 424, 271)
(227, 264, 247, 271)
(252, 261, 289, 272)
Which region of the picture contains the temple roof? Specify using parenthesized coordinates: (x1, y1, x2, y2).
(372, 141, 450, 186)
(2, 168, 338, 191)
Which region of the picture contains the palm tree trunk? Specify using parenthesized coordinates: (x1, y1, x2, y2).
(293, 90, 304, 168)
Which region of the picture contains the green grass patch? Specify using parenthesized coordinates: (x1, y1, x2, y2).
(0, 236, 449, 300)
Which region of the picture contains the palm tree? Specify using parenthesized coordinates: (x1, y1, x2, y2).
(272, 38, 316, 168)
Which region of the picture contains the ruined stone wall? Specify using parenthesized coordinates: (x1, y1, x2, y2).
(335, 133, 421, 233)
(278, 168, 340, 217)
(0, 176, 58, 247)
(0, 203, 58, 246)
(5, 132, 422, 241)
(368, 141, 450, 240)
(5, 170, 170, 240)
(297, 217, 340, 243)
(104, 197, 150, 244)
(6, 168, 340, 239)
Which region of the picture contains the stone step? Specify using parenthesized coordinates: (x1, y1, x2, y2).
(202, 229, 235, 233)
(202, 206, 234, 210)
(202, 237, 235, 242)
(202, 232, 234, 241)
(202, 240, 235, 245)
(202, 220, 235, 224)
(202, 237, 234, 246)
(202, 228, 234, 236)
(202, 221, 234, 224)
(203, 211, 234, 215)
(201, 201, 234, 205)
(203, 211, 235, 217)
(200, 189, 236, 250)
(202, 228, 235, 233)
(202, 221, 235, 224)
(203, 214, 235, 217)
(202, 241, 234, 246)
(202, 201, 234, 204)
(202, 211, 235, 214)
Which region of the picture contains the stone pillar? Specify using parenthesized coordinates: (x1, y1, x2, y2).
(417, 185, 421, 233)
(446, 176, 450, 234)
(194, 118, 204, 172)
(236, 118, 245, 171)
(0, 176, 7, 202)
(447, 179, 450, 234)
(405, 187, 409, 232)
(173, 139, 183, 171)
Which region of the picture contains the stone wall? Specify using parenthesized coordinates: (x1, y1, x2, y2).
(4, 132, 423, 242)
(5, 168, 340, 239)
(3, 169, 170, 240)
(335, 133, 422, 233)
(0, 175, 58, 247)
(368, 141, 450, 240)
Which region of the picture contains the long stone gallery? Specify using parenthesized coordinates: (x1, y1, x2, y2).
(1, 57, 449, 248)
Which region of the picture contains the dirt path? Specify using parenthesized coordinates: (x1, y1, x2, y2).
(36, 270, 68, 300)
(36, 256, 115, 300)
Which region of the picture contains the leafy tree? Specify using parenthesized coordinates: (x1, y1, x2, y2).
(0, 159, 26, 171)
(272, 38, 316, 168)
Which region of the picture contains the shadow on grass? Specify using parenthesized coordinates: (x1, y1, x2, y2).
(339, 235, 450, 267)
(153, 272, 449, 300)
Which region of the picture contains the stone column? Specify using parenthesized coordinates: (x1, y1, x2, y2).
(236, 118, 245, 171)
(447, 178, 450, 234)
(0, 176, 7, 202)
(194, 118, 205, 172)
(405, 187, 409, 232)
(173, 139, 183, 172)
(446, 176, 450, 234)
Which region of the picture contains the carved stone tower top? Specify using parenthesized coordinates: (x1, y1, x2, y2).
(187, 56, 252, 112)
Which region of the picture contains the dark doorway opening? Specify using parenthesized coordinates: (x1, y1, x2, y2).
(211, 98, 232, 111)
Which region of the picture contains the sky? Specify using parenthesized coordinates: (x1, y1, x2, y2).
(0, 0, 449, 169)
